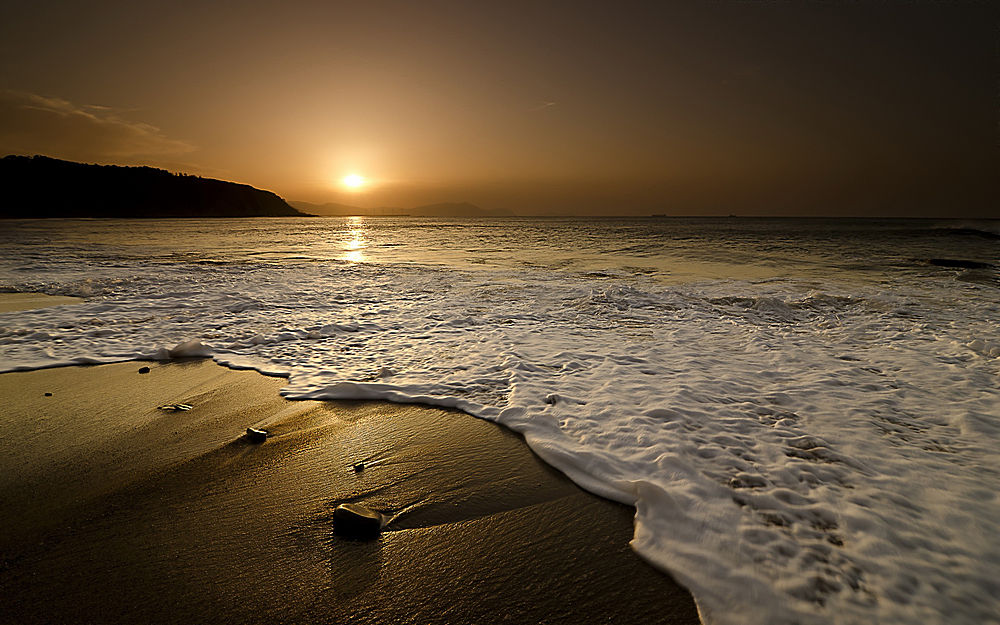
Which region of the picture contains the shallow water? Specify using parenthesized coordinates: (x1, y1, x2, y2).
(1, 216, 998, 624)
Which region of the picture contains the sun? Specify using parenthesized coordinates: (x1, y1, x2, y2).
(341, 173, 367, 190)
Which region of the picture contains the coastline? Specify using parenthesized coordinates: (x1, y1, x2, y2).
(3, 217, 998, 624)
(1, 358, 701, 623)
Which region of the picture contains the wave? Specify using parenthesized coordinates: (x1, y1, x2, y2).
(2, 222, 999, 625)
(926, 258, 994, 269)
(928, 226, 1000, 240)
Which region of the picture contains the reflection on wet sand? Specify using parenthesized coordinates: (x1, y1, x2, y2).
(0, 360, 700, 625)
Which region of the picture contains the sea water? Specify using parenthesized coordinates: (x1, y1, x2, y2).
(1, 217, 998, 625)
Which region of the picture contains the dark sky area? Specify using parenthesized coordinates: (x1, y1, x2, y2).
(0, 1, 996, 216)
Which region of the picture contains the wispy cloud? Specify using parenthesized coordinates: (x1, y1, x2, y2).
(531, 101, 557, 111)
(0, 90, 196, 161)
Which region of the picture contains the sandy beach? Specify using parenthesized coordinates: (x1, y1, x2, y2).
(0, 355, 701, 623)
(0, 292, 83, 313)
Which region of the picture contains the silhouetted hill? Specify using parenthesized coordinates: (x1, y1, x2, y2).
(289, 199, 513, 217)
(0, 155, 308, 218)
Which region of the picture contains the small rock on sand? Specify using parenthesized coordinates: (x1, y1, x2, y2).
(245, 427, 268, 443)
(138, 366, 151, 374)
(334, 503, 382, 538)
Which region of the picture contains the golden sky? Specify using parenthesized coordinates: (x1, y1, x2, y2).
(0, 1, 996, 216)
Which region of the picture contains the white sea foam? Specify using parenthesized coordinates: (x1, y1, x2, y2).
(1, 218, 998, 624)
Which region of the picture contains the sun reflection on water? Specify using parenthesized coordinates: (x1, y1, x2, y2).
(341, 216, 367, 263)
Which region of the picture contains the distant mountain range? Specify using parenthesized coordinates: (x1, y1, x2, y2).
(290, 200, 514, 218)
(0, 155, 307, 218)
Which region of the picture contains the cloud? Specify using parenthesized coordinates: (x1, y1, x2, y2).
(0, 91, 196, 161)
(531, 101, 557, 111)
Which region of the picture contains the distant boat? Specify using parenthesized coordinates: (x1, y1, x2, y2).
(651, 213, 667, 217)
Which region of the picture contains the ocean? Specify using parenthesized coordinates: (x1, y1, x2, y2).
(1, 216, 998, 624)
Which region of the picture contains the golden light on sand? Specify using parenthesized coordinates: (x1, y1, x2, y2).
(341, 173, 367, 190)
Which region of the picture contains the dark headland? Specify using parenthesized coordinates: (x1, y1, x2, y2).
(0, 155, 308, 218)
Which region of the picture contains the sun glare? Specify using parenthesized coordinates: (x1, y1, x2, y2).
(341, 173, 366, 190)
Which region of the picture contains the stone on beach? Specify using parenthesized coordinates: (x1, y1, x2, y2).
(138, 366, 151, 374)
(333, 503, 382, 538)
(245, 427, 268, 443)
(157, 403, 192, 411)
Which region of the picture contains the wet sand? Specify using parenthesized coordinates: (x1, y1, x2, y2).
(0, 292, 83, 313)
(0, 359, 702, 624)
